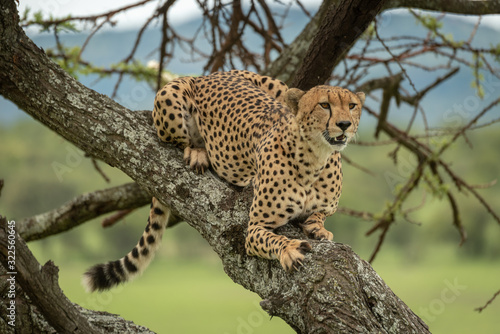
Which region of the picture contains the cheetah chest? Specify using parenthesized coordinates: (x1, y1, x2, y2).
(304, 155, 343, 216)
(253, 132, 343, 223)
(290, 153, 343, 220)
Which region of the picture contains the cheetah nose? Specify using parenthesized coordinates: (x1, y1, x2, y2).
(336, 121, 351, 131)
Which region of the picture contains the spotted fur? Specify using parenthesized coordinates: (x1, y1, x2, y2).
(83, 70, 364, 291)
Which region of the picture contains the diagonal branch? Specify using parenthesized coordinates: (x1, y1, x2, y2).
(292, 0, 388, 90)
(0, 217, 99, 333)
(263, 0, 335, 83)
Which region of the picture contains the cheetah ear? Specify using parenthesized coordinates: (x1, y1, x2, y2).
(356, 92, 366, 105)
(284, 88, 305, 115)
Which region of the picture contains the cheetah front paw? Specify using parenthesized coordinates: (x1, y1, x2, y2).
(303, 225, 333, 241)
(279, 240, 312, 272)
(184, 147, 209, 174)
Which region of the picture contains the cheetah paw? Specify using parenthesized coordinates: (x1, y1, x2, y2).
(184, 147, 209, 174)
(279, 240, 312, 272)
(305, 226, 333, 241)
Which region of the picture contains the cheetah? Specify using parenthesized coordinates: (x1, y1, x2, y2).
(83, 70, 365, 291)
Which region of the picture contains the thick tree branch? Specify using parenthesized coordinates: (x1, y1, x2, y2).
(0, 1, 429, 332)
(0, 217, 156, 333)
(292, 0, 387, 90)
(386, 0, 500, 14)
(262, 0, 335, 83)
(0, 217, 99, 333)
(18, 182, 150, 242)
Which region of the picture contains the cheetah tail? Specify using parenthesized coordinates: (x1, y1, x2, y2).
(81, 198, 170, 292)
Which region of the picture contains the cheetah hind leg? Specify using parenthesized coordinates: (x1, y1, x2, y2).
(183, 146, 209, 174)
(300, 212, 333, 241)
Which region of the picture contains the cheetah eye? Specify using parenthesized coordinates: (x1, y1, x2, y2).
(319, 103, 330, 109)
(349, 103, 357, 110)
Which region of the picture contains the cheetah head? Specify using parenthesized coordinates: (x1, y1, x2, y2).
(285, 86, 365, 153)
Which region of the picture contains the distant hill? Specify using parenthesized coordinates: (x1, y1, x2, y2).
(1, 9, 499, 126)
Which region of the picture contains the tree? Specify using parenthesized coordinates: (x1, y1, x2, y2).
(1, 0, 499, 332)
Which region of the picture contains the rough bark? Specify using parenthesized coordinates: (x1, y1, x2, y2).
(291, 0, 387, 90)
(262, 0, 335, 84)
(0, 216, 98, 333)
(0, 0, 430, 332)
(0, 216, 155, 333)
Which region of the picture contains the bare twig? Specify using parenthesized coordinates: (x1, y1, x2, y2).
(438, 97, 500, 155)
(102, 209, 135, 228)
(157, 0, 177, 91)
(342, 154, 377, 177)
(475, 289, 500, 313)
(367, 161, 426, 262)
(91, 158, 110, 183)
(469, 179, 498, 189)
(337, 207, 375, 221)
(374, 19, 418, 95)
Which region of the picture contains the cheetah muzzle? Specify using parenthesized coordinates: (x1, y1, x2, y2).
(82, 70, 365, 291)
(323, 130, 347, 146)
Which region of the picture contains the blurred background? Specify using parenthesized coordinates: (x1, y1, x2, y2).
(1, 1, 499, 333)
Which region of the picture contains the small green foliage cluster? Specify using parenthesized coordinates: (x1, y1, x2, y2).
(21, 8, 79, 33)
(20, 7, 164, 85)
(470, 52, 485, 98)
(413, 12, 464, 48)
(491, 42, 500, 62)
(44, 45, 158, 82)
(414, 13, 443, 35)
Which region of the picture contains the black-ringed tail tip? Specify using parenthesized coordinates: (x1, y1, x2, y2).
(82, 198, 169, 292)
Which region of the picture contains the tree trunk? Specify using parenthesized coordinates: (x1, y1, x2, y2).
(0, 0, 429, 332)
(0, 216, 156, 333)
(291, 0, 387, 90)
(262, 0, 335, 84)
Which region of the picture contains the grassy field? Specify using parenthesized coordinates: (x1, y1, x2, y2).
(3, 121, 499, 333)
(31, 244, 500, 334)
(372, 248, 500, 334)
(56, 259, 290, 333)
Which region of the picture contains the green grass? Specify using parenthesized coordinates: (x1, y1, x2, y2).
(32, 245, 500, 334)
(373, 248, 500, 334)
(57, 258, 290, 333)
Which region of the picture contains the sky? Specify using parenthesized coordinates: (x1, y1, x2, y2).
(19, 0, 500, 32)
(19, 0, 322, 30)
